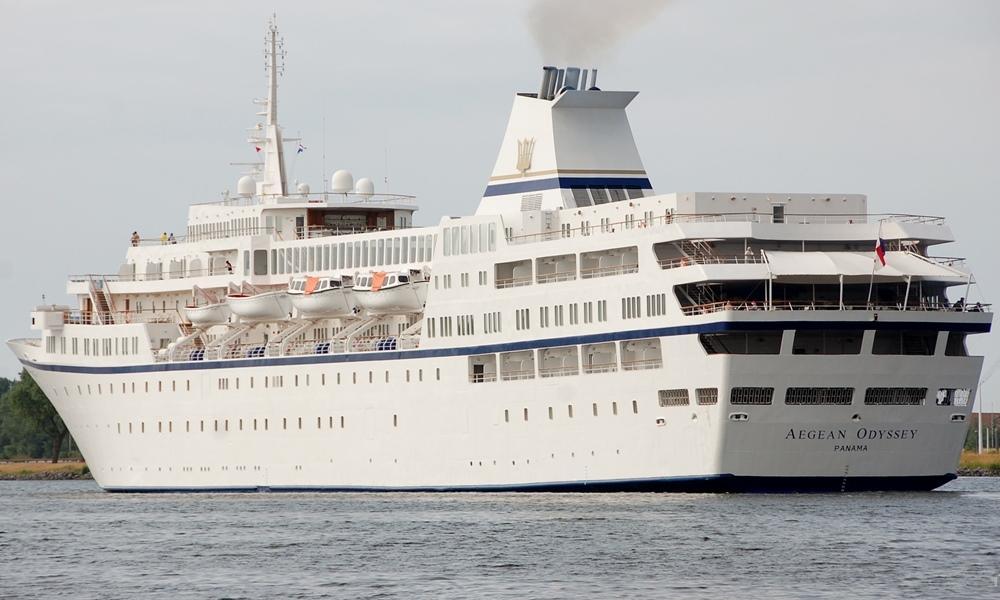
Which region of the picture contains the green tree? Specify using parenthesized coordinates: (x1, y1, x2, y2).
(4, 370, 68, 463)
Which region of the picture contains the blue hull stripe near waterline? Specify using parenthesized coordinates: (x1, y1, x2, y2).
(102, 473, 957, 494)
(483, 176, 653, 197)
(18, 318, 990, 376)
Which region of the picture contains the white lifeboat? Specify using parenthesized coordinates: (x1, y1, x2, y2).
(353, 270, 428, 314)
(226, 282, 292, 322)
(181, 302, 231, 327)
(288, 275, 359, 318)
(181, 285, 231, 326)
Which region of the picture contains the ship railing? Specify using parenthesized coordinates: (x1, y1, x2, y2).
(500, 369, 536, 381)
(621, 358, 663, 371)
(658, 256, 760, 269)
(495, 277, 533, 289)
(66, 309, 181, 326)
(69, 268, 234, 283)
(538, 365, 579, 378)
(536, 272, 577, 284)
(582, 363, 618, 374)
(681, 300, 992, 315)
(468, 373, 498, 383)
(579, 263, 639, 279)
(292, 224, 418, 240)
(191, 191, 418, 208)
(506, 212, 947, 245)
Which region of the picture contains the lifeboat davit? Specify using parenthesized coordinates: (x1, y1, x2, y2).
(181, 302, 231, 327)
(353, 270, 427, 314)
(288, 275, 358, 318)
(226, 290, 292, 321)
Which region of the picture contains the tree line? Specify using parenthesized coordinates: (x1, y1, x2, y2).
(0, 371, 74, 462)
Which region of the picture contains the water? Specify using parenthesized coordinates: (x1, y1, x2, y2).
(2, 479, 999, 599)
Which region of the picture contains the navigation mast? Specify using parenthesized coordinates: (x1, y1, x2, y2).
(250, 15, 287, 197)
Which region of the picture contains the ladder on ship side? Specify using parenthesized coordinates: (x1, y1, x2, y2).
(273, 319, 318, 356)
(205, 324, 257, 360)
(329, 316, 384, 353)
(87, 275, 117, 324)
(675, 239, 714, 262)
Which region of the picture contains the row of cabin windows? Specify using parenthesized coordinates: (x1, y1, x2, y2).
(47, 336, 140, 357)
(658, 386, 967, 407)
(53, 367, 445, 398)
(468, 338, 663, 383)
(261, 234, 437, 276)
(435, 270, 490, 290)
(117, 415, 352, 435)
(503, 399, 640, 423)
(699, 330, 969, 357)
(441, 222, 498, 256)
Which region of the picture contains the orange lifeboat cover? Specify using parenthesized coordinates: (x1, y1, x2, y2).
(304, 277, 320, 295)
(371, 272, 387, 292)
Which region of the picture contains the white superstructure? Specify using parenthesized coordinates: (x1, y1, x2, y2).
(8, 22, 993, 492)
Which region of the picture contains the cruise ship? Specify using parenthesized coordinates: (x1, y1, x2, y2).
(8, 21, 992, 492)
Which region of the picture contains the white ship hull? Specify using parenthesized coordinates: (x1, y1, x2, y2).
(10, 329, 984, 492)
(289, 289, 357, 318)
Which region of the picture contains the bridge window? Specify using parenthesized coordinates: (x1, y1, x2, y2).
(872, 330, 937, 355)
(792, 330, 863, 355)
(700, 331, 782, 355)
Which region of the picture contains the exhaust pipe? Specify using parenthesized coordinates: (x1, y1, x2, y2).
(538, 66, 556, 99)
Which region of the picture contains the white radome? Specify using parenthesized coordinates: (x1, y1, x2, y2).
(296, 182, 310, 195)
(237, 175, 256, 197)
(331, 170, 354, 193)
(355, 178, 375, 196)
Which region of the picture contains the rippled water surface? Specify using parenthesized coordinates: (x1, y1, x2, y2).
(2, 478, 1000, 599)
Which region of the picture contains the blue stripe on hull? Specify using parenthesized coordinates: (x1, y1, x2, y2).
(483, 176, 653, 197)
(101, 473, 956, 494)
(18, 319, 991, 376)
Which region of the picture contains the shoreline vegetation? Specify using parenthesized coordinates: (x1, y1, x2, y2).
(2, 452, 999, 482)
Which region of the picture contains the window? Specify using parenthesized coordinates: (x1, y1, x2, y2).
(730, 387, 774, 405)
(621, 296, 641, 319)
(696, 388, 719, 405)
(872, 330, 937, 356)
(785, 387, 853, 405)
(936, 388, 971, 407)
(597, 300, 607, 322)
(646, 293, 667, 317)
(658, 389, 690, 406)
(945, 332, 968, 357)
(792, 330, 863, 355)
(864, 387, 927, 406)
(700, 331, 782, 355)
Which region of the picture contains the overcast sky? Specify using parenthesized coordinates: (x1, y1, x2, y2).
(2, 1, 998, 403)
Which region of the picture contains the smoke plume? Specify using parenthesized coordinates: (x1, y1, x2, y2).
(526, 0, 669, 64)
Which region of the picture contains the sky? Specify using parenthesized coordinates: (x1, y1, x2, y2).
(1, 0, 998, 404)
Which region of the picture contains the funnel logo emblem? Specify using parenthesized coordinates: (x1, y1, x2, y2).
(516, 138, 535, 174)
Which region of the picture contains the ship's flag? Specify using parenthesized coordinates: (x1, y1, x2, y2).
(297, 143, 306, 154)
(874, 237, 887, 266)
(255, 146, 262, 153)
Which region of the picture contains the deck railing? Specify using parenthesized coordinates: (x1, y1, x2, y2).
(621, 359, 663, 371)
(506, 212, 947, 245)
(538, 365, 579, 378)
(495, 277, 533, 289)
(580, 263, 639, 279)
(681, 301, 992, 316)
(500, 369, 536, 381)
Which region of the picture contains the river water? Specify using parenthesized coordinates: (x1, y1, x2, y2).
(1, 478, 999, 599)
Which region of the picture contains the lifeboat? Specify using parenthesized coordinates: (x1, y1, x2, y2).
(353, 270, 428, 314)
(181, 302, 231, 327)
(288, 275, 358, 318)
(226, 288, 292, 321)
(181, 285, 232, 326)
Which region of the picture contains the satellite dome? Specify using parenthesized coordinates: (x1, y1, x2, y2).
(331, 170, 354, 193)
(237, 175, 255, 197)
(355, 178, 375, 196)
(296, 182, 311, 196)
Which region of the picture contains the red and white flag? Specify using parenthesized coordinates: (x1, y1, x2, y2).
(874, 237, 887, 266)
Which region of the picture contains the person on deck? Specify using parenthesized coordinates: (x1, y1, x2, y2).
(130, 231, 140, 247)
(160, 232, 168, 245)
(168, 233, 177, 244)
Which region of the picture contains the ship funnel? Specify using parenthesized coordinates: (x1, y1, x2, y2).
(538, 66, 556, 99)
(564, 67, 581, 91)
